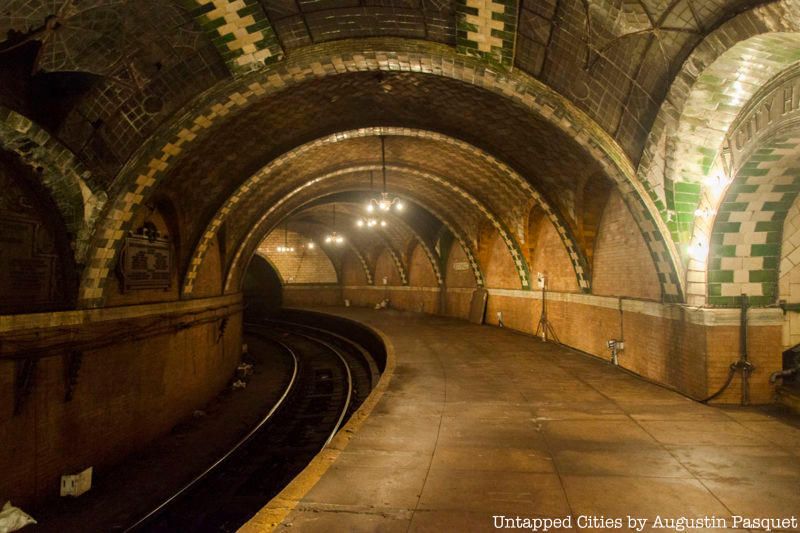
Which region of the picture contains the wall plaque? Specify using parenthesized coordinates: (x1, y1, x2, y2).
(0, 216, 57, 312)
(120, 228, 171, 291)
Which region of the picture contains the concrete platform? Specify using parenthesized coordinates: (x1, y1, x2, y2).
(243, 309, 800, 532)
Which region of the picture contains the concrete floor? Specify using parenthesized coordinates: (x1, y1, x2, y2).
(249, 309, 800, 532)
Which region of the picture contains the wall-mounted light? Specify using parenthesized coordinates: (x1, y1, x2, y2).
(703, 170, 731, 196)
(688, 238, 708, 262)
(694, 207, 716, 219)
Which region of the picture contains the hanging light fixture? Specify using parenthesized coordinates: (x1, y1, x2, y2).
(366, 136, 403, 214)
(276, 224, 295, 253)
(324, 204, 345, 245)
(357, 169, 388, 229)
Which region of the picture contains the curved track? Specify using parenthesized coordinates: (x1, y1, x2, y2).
(125, 321, 377, 532)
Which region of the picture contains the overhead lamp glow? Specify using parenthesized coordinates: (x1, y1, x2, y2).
(324, 204, 345, 245)
(369, 191, 403, 212)
(366, 136, 404, 214)
(694, 207, 716, 219)
(357, 216, 386, 229)
(307, 242, 315, 249)
(704, 170, 731, 193)
(688, 238, 708, 262)
(276, 225, 295, 253)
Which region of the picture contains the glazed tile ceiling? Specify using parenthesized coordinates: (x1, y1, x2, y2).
(0, 0, 784, 306)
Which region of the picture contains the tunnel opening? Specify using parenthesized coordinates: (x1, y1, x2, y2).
(242, 254, 283, 320)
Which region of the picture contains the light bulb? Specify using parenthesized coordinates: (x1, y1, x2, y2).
(357, 220, 364, 227)
(325, 236, 332, 243)
(307, 242, 315, 249)
(395, 201, 403, 211)
(380, 200, 390, 211)
(366, 204, 374, 213)
(380, 220, 387, 227)
(336, 236, 344, 243)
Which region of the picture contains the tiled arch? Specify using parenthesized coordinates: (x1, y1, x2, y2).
(637, 1, 800, 247)
(707, 136, 800, 306)
(77, 39, 679, 307)
(222, 186, 485, 295)
(180, 128, 583, 297)
(0, 107, 104, 263)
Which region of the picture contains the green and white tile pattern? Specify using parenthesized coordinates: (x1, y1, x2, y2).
(184, 0, 282, 72)
(709, 138, 800, 306)
(457, 0, 518, 66)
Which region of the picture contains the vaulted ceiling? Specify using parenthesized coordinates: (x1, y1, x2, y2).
(0, 0, 790, 307)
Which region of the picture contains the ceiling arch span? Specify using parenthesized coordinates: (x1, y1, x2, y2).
(331, 199, 443, 286)
(181, 166, 486, 294)
(223, 190, 484, 295)
(179, 129, 589, 296)
(637, 1, 800, 247)
(267, 218, 373, 287)
(0, 107, 104, 263)
(76, 38, 680, 307)
(291, 203, 410, 286)
(258, 225, 340, 285)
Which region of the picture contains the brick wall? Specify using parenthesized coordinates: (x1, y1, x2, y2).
(481, 226, 521, 289)
(374, 248, 402, 286)
(341, 250, 368, 285)
(443, 241, 476, 318)
(0, 295, 243, 507)
(529, 213, 580, 292)
(191, 235, 224, 298)
(592, 191, 662, 300)
(258, 231, 337, 284)
(284, 285, 341, 307)
(408, 243, 438, 287)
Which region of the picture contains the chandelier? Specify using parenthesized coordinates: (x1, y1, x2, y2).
(324, 204, 345, 245)
(366, 136, 403, 214)
(275, 224, 295, 253)
(358, 175, 388, 229)
(357, 216, 387, 228)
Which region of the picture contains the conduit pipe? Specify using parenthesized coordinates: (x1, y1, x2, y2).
(700, 294, 754, 404)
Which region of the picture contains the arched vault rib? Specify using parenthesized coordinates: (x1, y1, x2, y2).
(336, 202, 444, 286)
(180, 129, 592, 295)
(223, 189, 484, 295)
(181, 165, 485, 293)
(261, 219, 373, 286)
(182, 164, 491, 295)
(638, 3, 800, 246)
(0, 107, 104, 263)
(77, 39, 680, 307)
(292, 205, 409, 286)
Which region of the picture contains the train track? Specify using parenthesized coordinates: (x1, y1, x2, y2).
(124, 321, 376, 532)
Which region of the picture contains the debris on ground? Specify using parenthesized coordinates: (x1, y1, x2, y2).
(0, 501, 36, 533)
